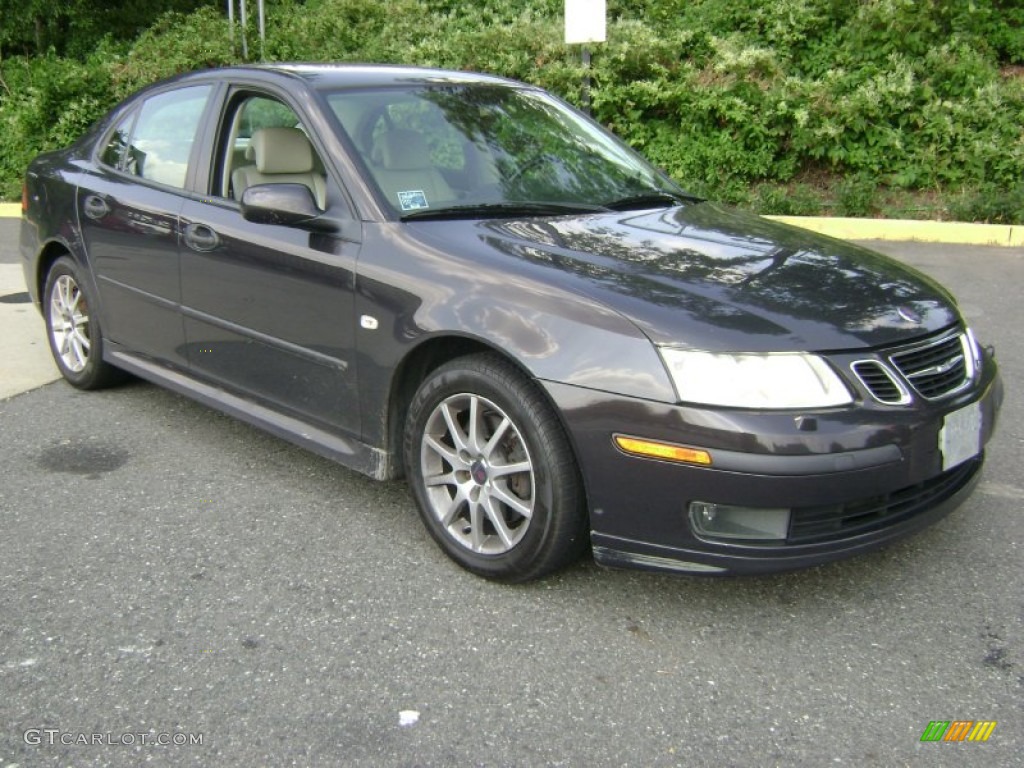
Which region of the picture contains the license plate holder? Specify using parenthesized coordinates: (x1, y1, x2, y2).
(939, 401, 982, 472)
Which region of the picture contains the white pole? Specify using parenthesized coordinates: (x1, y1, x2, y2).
(258, 0, 265, 61)
(227, 0, 235, 55)
(240, 0, 249, 60)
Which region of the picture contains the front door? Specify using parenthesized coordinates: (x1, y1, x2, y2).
(178, 92, 361, 435)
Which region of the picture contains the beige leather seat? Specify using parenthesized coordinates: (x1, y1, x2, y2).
(231, 127, 326, 209)
(371, 129, 455, 210)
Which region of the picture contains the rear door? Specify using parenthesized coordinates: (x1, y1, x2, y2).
(79, 84, 214, 366)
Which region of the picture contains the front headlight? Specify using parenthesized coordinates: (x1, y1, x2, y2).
(658, 348, 853, 409)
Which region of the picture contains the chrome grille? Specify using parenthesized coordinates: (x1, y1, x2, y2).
(850, 361, 909, 404)
(851, 330, 975, 405)
(889, 332, 970, 400)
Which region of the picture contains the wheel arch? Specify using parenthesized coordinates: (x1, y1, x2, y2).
(34, 240, 75, 306)
(397, 340, 591, 581)
(383, 334, 583, 491)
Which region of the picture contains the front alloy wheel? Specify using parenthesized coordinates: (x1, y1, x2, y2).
(420, 392, 536, 555)
(405, 353, 587, 582)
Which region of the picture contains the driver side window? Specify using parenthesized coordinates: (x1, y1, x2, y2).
(216, 94, 328, 210)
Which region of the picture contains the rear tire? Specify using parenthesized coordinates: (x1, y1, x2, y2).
(404, 353, 588, 582)
(43, 256, 126, 390)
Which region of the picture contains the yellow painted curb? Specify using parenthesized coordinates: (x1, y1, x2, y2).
(0, 203, 21, 218)
(766, 215, 1023, 247)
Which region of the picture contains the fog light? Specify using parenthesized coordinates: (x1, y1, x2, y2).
(689, 502, 791, 541)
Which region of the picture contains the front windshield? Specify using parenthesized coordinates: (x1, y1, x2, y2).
(324, 84, 685, 217)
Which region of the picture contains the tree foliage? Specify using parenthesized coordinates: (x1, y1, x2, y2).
(1, 0, 1022, 222)
(0, 0, 217, 58)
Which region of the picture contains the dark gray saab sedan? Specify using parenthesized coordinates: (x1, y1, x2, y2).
(21, 64, 1002, 581)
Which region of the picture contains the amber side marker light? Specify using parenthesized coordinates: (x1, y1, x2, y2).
(22, 182, 29, 214)
(613, 435, 713, 466)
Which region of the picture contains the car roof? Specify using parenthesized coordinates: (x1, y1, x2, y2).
(171, 63, 524, 91)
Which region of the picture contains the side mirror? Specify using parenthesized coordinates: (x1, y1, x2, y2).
(240, 183, 322, 228)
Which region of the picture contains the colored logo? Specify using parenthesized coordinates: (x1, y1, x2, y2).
(920, 720, 996, 742)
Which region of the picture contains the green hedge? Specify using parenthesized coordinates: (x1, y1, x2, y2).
(1, 0, 1022, 222)
(0, 52, 114, 199)
(0, 7, 235, 199)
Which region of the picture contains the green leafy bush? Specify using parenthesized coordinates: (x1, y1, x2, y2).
(0, 53, 114, 199)
(1, 0, 1022, 222)
(108, 6, 236, 98)
(948, 183, 1024, 225)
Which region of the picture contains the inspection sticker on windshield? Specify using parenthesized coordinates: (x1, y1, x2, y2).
(397, 190, 429, 211)
(939, 401, 982, 471)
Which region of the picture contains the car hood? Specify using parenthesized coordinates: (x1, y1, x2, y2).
(412, 202, 961, 352)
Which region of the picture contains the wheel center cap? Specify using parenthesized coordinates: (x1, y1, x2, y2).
(470, 460, 489, 485)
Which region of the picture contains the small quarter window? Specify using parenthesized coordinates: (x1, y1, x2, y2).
(99, 112, 136, 170)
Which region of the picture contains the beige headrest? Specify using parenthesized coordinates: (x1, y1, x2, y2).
(249, 127, 314, 174)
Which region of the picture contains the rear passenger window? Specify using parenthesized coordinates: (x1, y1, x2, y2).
(108, 85, 212, 189)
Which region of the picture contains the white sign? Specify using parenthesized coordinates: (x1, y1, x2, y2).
(565, 0, 606, 44)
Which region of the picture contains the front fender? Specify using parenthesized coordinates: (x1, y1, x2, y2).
(354, 222, 677, 448)
(414, 289, 674, 402)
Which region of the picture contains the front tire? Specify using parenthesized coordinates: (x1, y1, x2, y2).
(43, 256, 125, 389)
(404, 353, 587, 582)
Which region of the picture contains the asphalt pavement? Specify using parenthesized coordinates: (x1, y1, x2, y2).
(1, 218, 1021, 767)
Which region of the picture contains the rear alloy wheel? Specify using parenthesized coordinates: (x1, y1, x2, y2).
(44, 257, 124, 389)
(405, 353, 587, 582)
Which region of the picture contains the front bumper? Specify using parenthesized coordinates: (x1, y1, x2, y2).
(542, 354, 1003, 576)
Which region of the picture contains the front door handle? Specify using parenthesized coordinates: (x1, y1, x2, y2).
(82, 195, 110, 220)
(183, 223, 221, 253)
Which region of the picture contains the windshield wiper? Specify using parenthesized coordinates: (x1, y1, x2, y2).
(400, 201, 609, 221)
(602, 192, 700, 211)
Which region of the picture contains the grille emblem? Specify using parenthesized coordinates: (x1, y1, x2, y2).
(897, 306, 922, 324)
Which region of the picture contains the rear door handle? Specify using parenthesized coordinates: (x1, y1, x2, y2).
(82, 195, 110, 220)
(183, 223, 221, 252)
